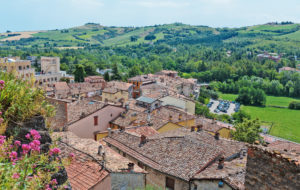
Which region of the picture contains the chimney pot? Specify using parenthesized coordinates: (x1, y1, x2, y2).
(107, 128, 112, 136)
(128, 163, 134, 172)
(191, 126, 195, 132)
(139, 135, 147, 146)
(218, 157, 225, 169)
(214, 132, 220, 140)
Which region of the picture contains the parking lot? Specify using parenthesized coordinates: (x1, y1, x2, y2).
(207, 99, 240, 115)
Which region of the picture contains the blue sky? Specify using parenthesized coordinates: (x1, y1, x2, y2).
(1, 0, 300, 32)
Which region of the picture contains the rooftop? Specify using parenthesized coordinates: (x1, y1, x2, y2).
(53, 132, 145, 173)
(105, 128, 246, 184)
(136, 96, 157, 104)
(107, 81, 133, 91)
(102, 87, 118, 94)
(151, 106, 195, 123)
(111, 109, 168, 130)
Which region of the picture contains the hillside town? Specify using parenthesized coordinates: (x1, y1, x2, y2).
(1, 55, 299, 190)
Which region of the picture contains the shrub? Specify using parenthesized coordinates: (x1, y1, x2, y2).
(0, 73, 54, 132)
(0, 131, 68, 189)
(288, 101, 300, 110)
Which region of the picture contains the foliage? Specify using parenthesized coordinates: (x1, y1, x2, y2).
(232, 110, 251, 123)
(73, 64, 85, 82)
(236, 87, 266, 106)
(0, 73, 54, 131)
(195, 102, 210, 116)
(231, 119, 262, 143)
(0, 130, 69, 189)
(288, 101, 300, 110)
(111, 63, 122, 80)
(104, 71, 110, 81)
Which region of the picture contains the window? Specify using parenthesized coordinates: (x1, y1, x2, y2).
(166, 177, 175, 190)
(94, 116, 98, 126)
(19, 66, 22, 70)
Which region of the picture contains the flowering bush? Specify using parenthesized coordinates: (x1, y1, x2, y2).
(0, 130, 67, 189)
(0, 72, 55, 132)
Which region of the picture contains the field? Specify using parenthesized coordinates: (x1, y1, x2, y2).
(219, 93, 300, 142)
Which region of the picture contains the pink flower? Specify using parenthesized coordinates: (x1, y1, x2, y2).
(12, 173, 20, 179)
(0, 111, 2, 115)
(30, 129, 41, 140)
(25, 133, 31, 139)
(69, 153, 75, 159)
(51, 179, 58, 185)
(9, 151, 17, 159)
(14, 140, 21, 147)
(49, 148, 61, 156)
(0, 80, 4, 85)
(22, 144, 30, 154)
(29, 140, 40, 152)
(0, 135, 6, 145)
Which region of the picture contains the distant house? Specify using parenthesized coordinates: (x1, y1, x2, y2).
(128, 75, 156, 98)
(155, 70, 178, 78)
(136, 96, 162, 112)
(278, 67, 300, 73)
(67, 105, 125, 139)
(159, 95, 195, 115)
(297, 64, 300, 70)
(104, 128, 247, 190)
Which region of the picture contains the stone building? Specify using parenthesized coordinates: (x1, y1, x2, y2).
(68, 105, 125, 139)
(102, 81, 133, 104)
(245, 143, 300, 190)
(0, 57, 35, 79)
(104, 128, 247, 190)
(54, 132, 146, 190)
(40, 56, 60, 74)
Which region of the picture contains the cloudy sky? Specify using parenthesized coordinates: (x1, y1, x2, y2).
(1, 0, 300, 32)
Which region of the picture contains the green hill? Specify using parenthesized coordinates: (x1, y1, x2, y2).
(0, 22, 299, 51)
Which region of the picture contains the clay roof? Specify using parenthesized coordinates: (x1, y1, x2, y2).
(105, 131, 223, 181)
(68, 82, 102, 95)
(126, 126, 159, 137)
(195, 117, 230, 133)
(111, 109, 168, 130)
(67, 100, 106, 123)
(128, 75, 155, 82)
(102, 87, 118, 94)
(57, 140, 109, 190)
(151, 106, 195, 124)
(158, 70, 178, 74)
(107, 81, 132, 91)
(54, 82, 70, 91)
(53, 132, 145, 173)
(267, 140, 300, 162)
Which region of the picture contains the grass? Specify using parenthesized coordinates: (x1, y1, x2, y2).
(219, 93, 300, 143)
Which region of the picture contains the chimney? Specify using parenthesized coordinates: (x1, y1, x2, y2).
(197, 125, 203, 132)
(169, 115, 172, 121)
(178, 113, 182, 121)
(191, 126, 195, 132)
(139, 135, 147, 147)
(214, 132, 220, 140)
(107, 128, 112, 136)
(218, 156, 225, 169)
(97, 144, 103, 156)
(128, 163, 134, 172)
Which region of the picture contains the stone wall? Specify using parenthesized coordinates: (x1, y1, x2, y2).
(47, 98, 68, 130)
(245, 146, 300, 190)
(110, 172, 145, 190)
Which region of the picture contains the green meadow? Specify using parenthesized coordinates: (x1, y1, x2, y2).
(219, 93, 300, 143)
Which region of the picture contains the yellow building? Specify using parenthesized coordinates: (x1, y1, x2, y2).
(156, 122, 183, 133)
(102, 88, 123, 103)
(0, 57, 34, 79)
(195, 117, 231, 139)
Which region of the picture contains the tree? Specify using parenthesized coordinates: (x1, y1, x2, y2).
(104, 71, 110, 81)
(195, 102, 210, 116)
(84, 62, 97, 76)
(232, 110, 251, 123)
(112, 63, 122, 80)
(231, 119, 262, 143)
(129, 65, 141, 77)
(74, 64, 85, 82)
